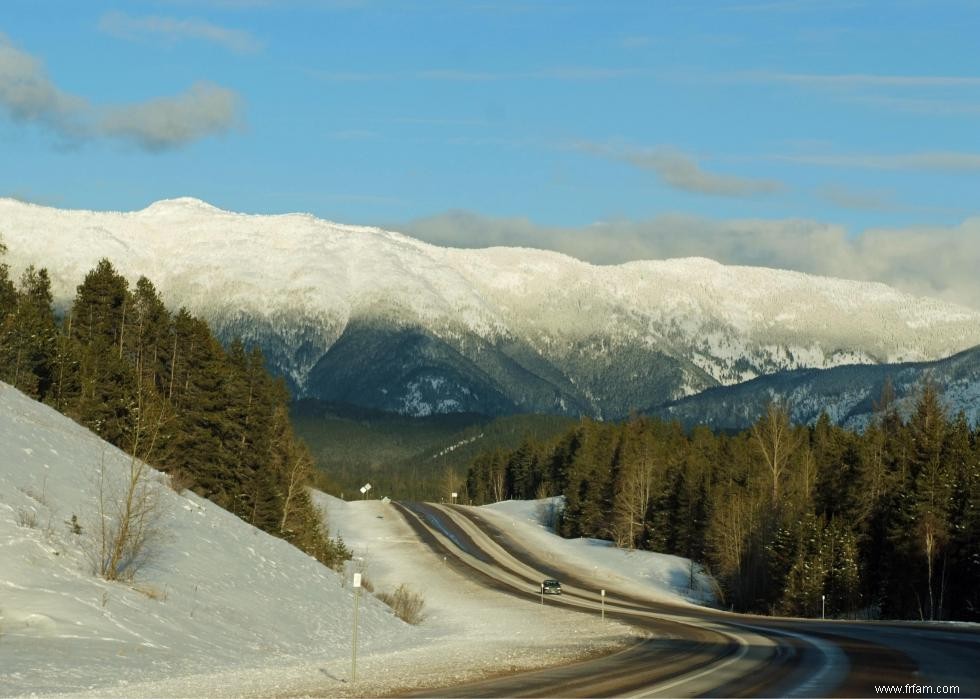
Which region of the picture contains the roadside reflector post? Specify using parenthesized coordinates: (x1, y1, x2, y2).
(352, 573, 362, 683)
(540, 581, 544, 605)
(822, 594, 825, 620)
(601, 589, 606, 620)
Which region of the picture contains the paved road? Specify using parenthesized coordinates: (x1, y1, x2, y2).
(392, 502, 980, 698)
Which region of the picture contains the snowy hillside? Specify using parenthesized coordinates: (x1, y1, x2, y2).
(0, 381, 417, 696)
(3, 197, 980, 418)
(478, 499, 715, 606)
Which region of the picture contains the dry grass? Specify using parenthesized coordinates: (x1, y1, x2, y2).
(17, 507, 37, 529)
(376, 584, 425, 625)
(167, 469, 193, 495)
(132, 583, 168, 601)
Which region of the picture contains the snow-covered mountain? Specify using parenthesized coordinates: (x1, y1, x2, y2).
(3, 196, 980, 418)
(651, 344, 980, 431)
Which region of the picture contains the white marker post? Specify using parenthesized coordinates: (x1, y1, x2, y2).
(351, 573, 362, 683)
(601, 589, 606, 620)
(821, 594, 825, 620)
(540, 581, 544, 605)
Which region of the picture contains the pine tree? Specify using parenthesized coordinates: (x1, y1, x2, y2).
(131, 277, 173, 395)
(0, 266, 59, 398)
(824, 517, 860, 618)
(778, 512, 828, 617)
(0, 238, 16, 323)
(908, 380, 952, 620)
(67, 260, 139, 443)
(505, 438, 541, 500)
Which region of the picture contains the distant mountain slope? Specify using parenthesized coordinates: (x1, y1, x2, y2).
(4, 196, 980, 418)
(291, 399, 573, 500)
(652, 344, 980, 430)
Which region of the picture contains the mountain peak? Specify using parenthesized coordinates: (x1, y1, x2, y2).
(140, 197, 225, 214)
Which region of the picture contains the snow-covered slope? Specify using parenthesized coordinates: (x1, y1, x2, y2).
(3, 197, 980, 418)
(478, 498, 715, 606)
(0, 381, 416, 696)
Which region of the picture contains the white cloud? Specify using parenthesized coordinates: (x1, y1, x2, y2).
(99, 82, 242, 151)
(734, 70, 980, 88)
(399, 212, 980, 310)
(714, 70, 980, 117)
(99, 12, 264, 54)
(0, 37, 87, 133)
(579, 143, 784, 197)
(0, 37, 241, 150)
(780, 151, 980, 172)
(818, 184, 894, 211)
(313, 66, 643, 83)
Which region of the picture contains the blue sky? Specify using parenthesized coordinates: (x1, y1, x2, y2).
(3, 1, 980, 306)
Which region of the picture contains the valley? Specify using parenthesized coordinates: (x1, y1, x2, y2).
(5, 382, 976, 698)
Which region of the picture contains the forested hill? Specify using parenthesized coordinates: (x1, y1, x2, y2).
(466, 390, 980, 622)
(0, 239, 347, 568)
(291, 400, 575, 501)
(650, 344, 980, 431)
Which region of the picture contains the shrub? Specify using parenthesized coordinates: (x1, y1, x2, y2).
(88, 451, 164, 582)
(376, 584, 425, 625)
(167, 469, 193, 495)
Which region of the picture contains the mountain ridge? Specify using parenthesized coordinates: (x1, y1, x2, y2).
(651, 343, 980, 430)
(3, 196, 980, 418)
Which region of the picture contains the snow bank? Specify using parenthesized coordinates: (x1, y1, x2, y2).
(479, 498, 716, 606)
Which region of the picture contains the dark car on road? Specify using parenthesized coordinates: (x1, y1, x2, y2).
(542, 579, 562, 595)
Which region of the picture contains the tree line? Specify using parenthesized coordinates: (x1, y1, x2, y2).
(0, 240, 348, 568)
(466, 384, 980, 621)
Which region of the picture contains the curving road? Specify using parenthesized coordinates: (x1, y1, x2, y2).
(391, 502, 980, 698)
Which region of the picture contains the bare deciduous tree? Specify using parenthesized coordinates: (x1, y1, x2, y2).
(280, 447, 312, 534)
(611, 431, 658, 549)
(489, 458, 505, 503)
(753, 401, 801, 504)
(92, 450, 164, 581)
(89, 358, 170, 582)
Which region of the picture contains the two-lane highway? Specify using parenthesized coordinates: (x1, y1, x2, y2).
(393, 503, 828, 696)
(391, 502, 978, 698)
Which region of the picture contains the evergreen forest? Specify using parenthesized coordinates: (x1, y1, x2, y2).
(0, 240, 348, 568)
(465, 390, 980, 621)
